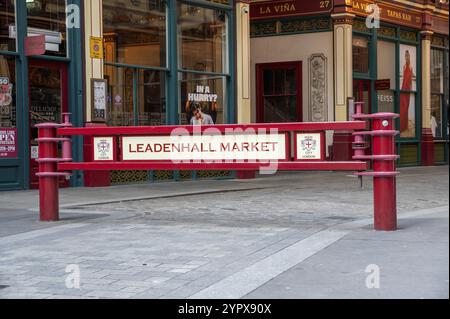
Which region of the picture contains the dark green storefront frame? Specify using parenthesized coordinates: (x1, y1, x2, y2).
(104, 0, 237, 184)
(352, 21, 437, 167)
(0, 0, 84, 190)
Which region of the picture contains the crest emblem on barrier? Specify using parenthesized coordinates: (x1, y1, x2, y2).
(301, 137, 317, 152)
(97, 139, 110, 156)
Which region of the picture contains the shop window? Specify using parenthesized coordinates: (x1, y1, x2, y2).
(0, 55, 15, 128)
(0, 55, 16, 159)
(178, 4, 228, 73)
(377, 41, 396, 113)
(0, 0, 15, 51)
(431, 49, 445, 140)
(105, 66, 166, 127)
(106, 67, 134, 127)
(137, 69, 166, 126)
(353, 36, 370, 74)
(103, 0, 167, 68)
(27, 0, 67, 57)
(399, 44, 417, 138)
(179, 72, 226, 125)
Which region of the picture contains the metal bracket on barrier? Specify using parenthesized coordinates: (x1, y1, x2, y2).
(353, 155, 400, 161)
(35, 158, 73, 163)
(353, 130, 399, 137)
(36, 172, 72, 178)
(35, 137, 72, 143)
(353, 171, 400, 177)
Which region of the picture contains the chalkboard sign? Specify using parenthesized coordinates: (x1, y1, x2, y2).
(91, 78, 107, 122)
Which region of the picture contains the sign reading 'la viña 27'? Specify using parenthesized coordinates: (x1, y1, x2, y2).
(250, 0, 333, 20)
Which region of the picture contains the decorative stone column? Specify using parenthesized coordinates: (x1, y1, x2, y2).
(84, 0, 104, 123)
(331, 13, 355, 161)
(83, 0, 110, 187)
(420, 30, 435, 166)
(235, 0, 255, 179)
(236, 0, 251, 124)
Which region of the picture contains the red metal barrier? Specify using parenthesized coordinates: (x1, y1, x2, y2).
(35, 113, 399, 230)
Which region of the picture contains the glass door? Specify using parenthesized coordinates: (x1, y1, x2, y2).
(29, 59, 69, 189)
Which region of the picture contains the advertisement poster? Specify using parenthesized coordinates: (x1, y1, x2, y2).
(92, 79, 107, 122)
(399, 44, 417, 138)
(0, 128, 17, 158)
(183, 84, 219, 125)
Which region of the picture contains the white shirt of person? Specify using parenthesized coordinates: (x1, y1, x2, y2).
(190, 114, 214, 125)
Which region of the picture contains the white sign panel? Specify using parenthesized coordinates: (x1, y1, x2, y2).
(121, 134, 287, 161)
(296, 133, 323, 160)
(94, 137, 114, 161)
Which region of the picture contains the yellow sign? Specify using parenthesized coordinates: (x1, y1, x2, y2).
(90, 37, 103, 59)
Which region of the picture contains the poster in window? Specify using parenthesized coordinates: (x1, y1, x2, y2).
(91, 79, 107, 122)
(399, 45, 417, 138)
(0, 128, 17, 158)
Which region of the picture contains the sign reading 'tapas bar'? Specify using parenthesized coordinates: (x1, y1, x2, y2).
(250, 0, 333, 20)
(351, 0, 422, 29)
(121, 134, 288, 162)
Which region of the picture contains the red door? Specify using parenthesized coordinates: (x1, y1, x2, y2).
(29, 60, 69, 189)
(256, 61, 302, 123)
(353, 79, 373, 162)
(353, 79, 372, 114)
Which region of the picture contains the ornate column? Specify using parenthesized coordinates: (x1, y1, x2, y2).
(84, 0, 104, 123)
(235, 0, 251, 124)
(420, 5, 435, 166)
(83, 0, 110, 187)
(235, 0, 255, 179)
(331, 12, 355, 161)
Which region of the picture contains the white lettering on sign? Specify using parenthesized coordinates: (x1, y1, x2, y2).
(93, 137, 114, 161)
(296, 133, 323, 160)
(121, 134, 287, 162)
(188, 85, 218, 103)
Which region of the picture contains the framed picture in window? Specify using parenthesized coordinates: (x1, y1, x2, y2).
(91, 78, 108, 122)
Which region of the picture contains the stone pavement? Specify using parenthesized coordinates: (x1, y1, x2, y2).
(0, 166, 448, 299)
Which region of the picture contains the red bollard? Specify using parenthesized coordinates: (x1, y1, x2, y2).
(36, 124, 60, 221)
(372, 115, 399, 231)
(61, 113, 73, 161)
(353, 112, 400, 231)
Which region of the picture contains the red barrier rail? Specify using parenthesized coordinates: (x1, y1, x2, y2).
(35, 113, 399, 231)
(57, 121, 367, 136)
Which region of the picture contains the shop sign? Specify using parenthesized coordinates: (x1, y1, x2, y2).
(295, 132, 325, 161)
(24, 35, 46, 56)
(251, 0, 333, 20)
(90, 37, 104, 59)
(31, 146, 39, 159)
(0, 128, 17, 158)
(121, 134, 288, 162)
(351, 0, 422, 29)
(188, 85, 218, 103)
(375, 79, 391, 91)
(91, 79, 108, 122)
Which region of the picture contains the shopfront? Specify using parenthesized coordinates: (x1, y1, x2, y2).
(89, 0, 236, 185)
(0, 0, 83, 190)
(249, 0, 449, 166)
